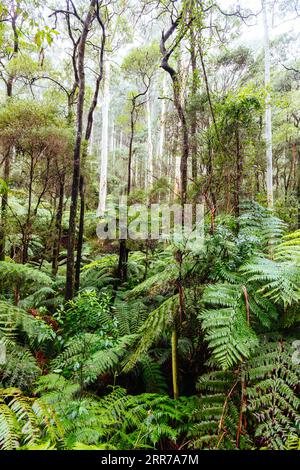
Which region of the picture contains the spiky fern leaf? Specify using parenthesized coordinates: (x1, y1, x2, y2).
(0, 345, 41, 390)
(239, 201, 286, 248)
(113, 298, 148, 335)
(0, 262, 53, 299)
(51, 333, 136, 385)
(0, 300, 56, 344)
(274, 230, 300, 263)
(123, 295, 179, 372)
(126, 266, 179, 299)
(241, 257, 300, 307)
(245, 340, 300, 450)
(0, 387, 62, 449)
(190, 369, 251, 450)
(285, 435, 300, 450)
(200, 284, 258, 369)
(80, 255, 118, 291)
(140, 355, 168, 394)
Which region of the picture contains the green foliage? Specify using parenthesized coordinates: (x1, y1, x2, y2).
(241, 257, 300, 307)
(0, 300, 55, 344)
(0, 262, 53, 302)
(245, 340, 300, 450)
(0, 387, 62, 450)
(193, 366, 253, 450)
(51, 333, 135, 386)
(60, 290, 113, 336)
(194, 339, 300, 450)
(123, 295, 179, 372)
(200, 284, 258, 369)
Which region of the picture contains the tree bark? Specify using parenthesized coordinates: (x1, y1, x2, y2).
(190, 17, 198, 181)
(146, 93, 154, 188)
(65, 0, 97, 301)
(160, 19, 189, 205)
(97, 61, 110, 217)
(262, 0, 274, 209)
(234, 128, 242, 218)
(0, 2, 19, 260)
(52, 174, 65, 277)
(158, 74, 167, 176)
(74, 6, 106, 294)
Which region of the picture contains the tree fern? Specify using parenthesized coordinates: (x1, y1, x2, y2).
(238, 201, 286, 249)
(127, 266, 179, 299)
(200, 284, 258, 369)
(0, 387, 63, 449)
(0, 300, 56, 344)
(51, 333, 136, 386)
(241, 257, 300, 307)
(245, 340, 300, 450)
(0, 262, 53, 301)
(123, 295, 179, 372)
(274, 229, 300, 263)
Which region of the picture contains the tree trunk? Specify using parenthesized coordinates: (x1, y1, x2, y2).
(262, 0, 273, 209)
(190, 20, 198, 181)
(158, 74, 167, 176)
(117, 100, 135, 283)
(234, 128, 242, 218)
(65, 0, 96, 301)
(146, 93, 153, 188)
(75, 174, 85, 292)
(0, 149, 10, 260)
(171, 328, 179, 400)
(0, 5, 19, 260)
(161, 25, 189, 205)
(52, 174, 65, 277)
(97, 61, 110, 217)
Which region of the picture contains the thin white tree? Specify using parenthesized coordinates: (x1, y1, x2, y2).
(262, 0, 274, 208)
(97, 61, 110, 217)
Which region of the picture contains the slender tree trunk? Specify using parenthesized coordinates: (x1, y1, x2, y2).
(158, 74, 167, 176)
(97, 61, 110, 217)
(262, 0, 273, 209)
(0, 149, 10, 260)
(74, 12, 106, 294)
(22, 155, 35, 264)
(171, 328, 179, 400)
(161, 32, 189, 205)
(75, 174, 85, 292)
(52, 174, 65, 277)
(65, 0, 96, 301)
(146, 93, 153, 188)
(234, 128, 242, 218)
(0, 4, 19, 260)
(127, 104, 135, 196)
(190, 22, 198, 181)
(117, 101, 135, 283)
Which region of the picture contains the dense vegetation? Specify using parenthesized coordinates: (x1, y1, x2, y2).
(0, 0, 299, 451)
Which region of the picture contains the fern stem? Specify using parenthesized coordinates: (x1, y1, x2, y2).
(171, 327, 179, 400)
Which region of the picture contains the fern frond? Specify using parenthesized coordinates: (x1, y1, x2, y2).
(123, 295, 179, 372)
(241, 257, 300, 307)
(200, 284, 258, 369)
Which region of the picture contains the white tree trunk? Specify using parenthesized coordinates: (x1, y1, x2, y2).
(110, 119, 115, 171)
(174, 155, 181, 198)
(97, 61, 110, 217)
(262, 0, 273, 209)
(146, 93, 153, 188)
(158, 74, 167, 176)
(173, 47, 188, 197)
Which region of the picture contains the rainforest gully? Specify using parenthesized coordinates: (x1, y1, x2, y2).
(0, 0, 299, 453)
